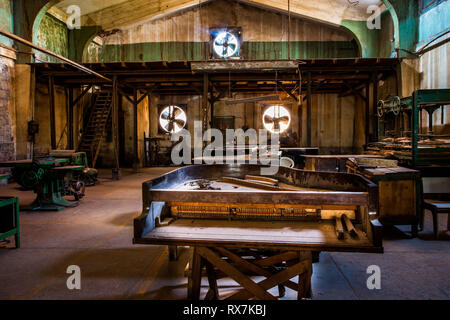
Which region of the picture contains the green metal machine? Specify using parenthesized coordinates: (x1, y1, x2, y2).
(0, 197, 20, 248)
(0, 151, 97, 211)
(370, 89, 450, 170)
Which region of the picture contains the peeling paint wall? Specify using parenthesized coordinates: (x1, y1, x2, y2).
(35, 13, 69, 63)
(93, 0, 358, 62)
(0, 45, 16, 176)
(0, 0, 12, 47)
(390, 0, 419, 56)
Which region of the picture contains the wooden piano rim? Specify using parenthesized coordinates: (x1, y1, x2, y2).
(134, 219, 383, 253)
(150, 189, 369, 206)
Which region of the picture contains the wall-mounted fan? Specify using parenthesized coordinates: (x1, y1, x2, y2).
(159, 105, 187, 134)
(263, 105, 291, 134)
(210, 27, 242, 59)
(213, 32, 239, 58)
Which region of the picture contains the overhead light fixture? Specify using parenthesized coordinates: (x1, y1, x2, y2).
(224, 94, 281, 105)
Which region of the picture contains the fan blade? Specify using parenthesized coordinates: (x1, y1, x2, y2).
(215, 39, 224, 46)
(161, 111, 170, 120)
(224, 32, 230, 43)
(264, 115, 275, 123)
(173, 119, 185, 128)
(173, 108, 183, 119)
(278, 116, 290, 123)
(228, 43, 236, 51)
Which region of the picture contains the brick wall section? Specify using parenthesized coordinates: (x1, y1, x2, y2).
(0, 57, 14, 173)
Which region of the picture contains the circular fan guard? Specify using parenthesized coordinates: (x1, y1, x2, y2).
(263, 105, 291, 134)
(213, 31, 239, 58)
(159, 105, 187, 134)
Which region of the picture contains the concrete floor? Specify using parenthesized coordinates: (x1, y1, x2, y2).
(0, 167, 449, 300)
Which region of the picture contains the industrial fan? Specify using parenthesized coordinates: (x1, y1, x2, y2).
(159, 105, 187, 134)
(212, 31, 240, 58)
(263, 105, 291, 134)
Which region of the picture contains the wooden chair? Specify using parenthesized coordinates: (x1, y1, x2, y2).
(423, 194, 450, 239)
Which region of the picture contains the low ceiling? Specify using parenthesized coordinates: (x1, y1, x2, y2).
(52, 0, 384, 30)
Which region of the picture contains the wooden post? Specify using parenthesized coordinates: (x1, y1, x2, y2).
(372, 72, 378, 142)
(112, 76, 121, 180)
(210, 85, 215, 127)
(297, 251, 312, 299)
(365, 82, 370, 147)
(68, 87, 74, 150)
(306, 72, 312, 147)
(133, 89, 139, 172)
(48, 75, 56, 150)
(203, 74, 209, 145)
(148, 95, 151, 137)
(189, 247, 203, 300)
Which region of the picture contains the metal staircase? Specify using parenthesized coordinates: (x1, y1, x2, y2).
(77, 92, 113, 167)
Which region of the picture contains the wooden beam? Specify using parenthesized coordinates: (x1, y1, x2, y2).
(197, 247, 276, 300)
(68, 87, 74, 150)
(306, 72, 312, 147)
(342, 80, 366, 100)
(133, 89, 139, 172)
(277, 81, 299, 102)
(191, 60, 298, 72)
(372, 72, 379, 142)
(72, 85, 92, 107)
(203, 74, 209, 136)
(48, 76, 56, 150)
(137, 90, 152, 105)
(365, 82, 370, 146)
(226, 259, 309, 300)
(188, 247, 203, 300)
(112, 76, 121, 180)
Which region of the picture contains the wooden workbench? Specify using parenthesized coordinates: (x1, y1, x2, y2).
(139, 218, 381, 300)
(346, 160, 421, 236)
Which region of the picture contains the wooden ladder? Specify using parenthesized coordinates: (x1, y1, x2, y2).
(77, 92, 113, 168)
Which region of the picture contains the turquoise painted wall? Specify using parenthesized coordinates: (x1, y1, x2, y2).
(378, 10, 394, 57)
(98, 41, 358, 62)
(35, 13, 68, 62)
(341, 20, 380, 58)
(0, 0, 12, 46)
(419, 0, 449, 43)
(390, 0, 419, 56)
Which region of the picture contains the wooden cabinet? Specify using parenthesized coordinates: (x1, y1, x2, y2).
(347, 163, 421, 236)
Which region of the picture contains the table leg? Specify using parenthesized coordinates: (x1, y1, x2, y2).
(188, 247, 203, 300)
(297, 251, 312, 299)
(432, 211, 438, 239)
(168, 245, 178, 261)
